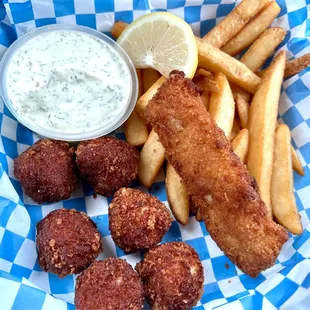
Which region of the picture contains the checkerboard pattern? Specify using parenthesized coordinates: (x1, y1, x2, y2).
(0, 0, 309, 309)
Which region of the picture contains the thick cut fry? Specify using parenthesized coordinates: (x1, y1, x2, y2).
(193, 75, 219, 93)
(194, 70, 213, 110)
(124, 70, 146, 145)
(197, 38, 261, 93)
(136, 76, 166, 121)
(209, 73, 235, 137)
(142, 69, 162, 92)
(124, 110, 149, 147)
(230, 117, 241, 141)
(246, 51, 286, 218)
(111, 21, 128, 38)
(202, 0, 271, 48)
(241, 27, 287, 72)
(222, 2, 281, 56)
(124, 69, 148, 147)
(291, 146, 304, 176)
(236, 94, 249, 128)
(166, 163, 189, 225)
(284, 53, 310, 78)
(271, 124, 303, 235)
(258, 53, 310, 78)
(195, 68, 212, 78)
(136, 68, 143, 97)
(230, 82, 252, 103)
(232, 129, 249, 163)
(138, 130, 165, 187)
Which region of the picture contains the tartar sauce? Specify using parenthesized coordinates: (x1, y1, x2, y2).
(6, 30, 131, 133)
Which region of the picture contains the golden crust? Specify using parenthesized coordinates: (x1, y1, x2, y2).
(109, 188, 171, 253)
(75, 258, 144, 310)
(14, 139, 76, 204)
(284, 53, 310, 78)
(36, 209, 102, 277)
(136, 242, 204, 310)
(146, 71, 288, 277)
(76, 137, 139, 196)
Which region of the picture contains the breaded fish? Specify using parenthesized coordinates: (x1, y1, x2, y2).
(145, 71, 288, 277)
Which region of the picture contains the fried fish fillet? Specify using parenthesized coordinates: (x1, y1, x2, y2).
(145, 71, 288, 277)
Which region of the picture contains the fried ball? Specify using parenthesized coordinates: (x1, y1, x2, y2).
(36, 209, 102, 278)
(14, 139, 76, 204)
(76, 137, 139, 196)
(109, 188, 172, 253)
(75, 258, 144, 310)
(136, 242, 204, 310)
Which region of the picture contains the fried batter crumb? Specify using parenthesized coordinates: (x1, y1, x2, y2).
(145, 70, 288, 277)
(76, 137, 139, 196)
(36, 209, 102, 278)
(75, 258, 144, 310)
(109, 188, 171, 253)
(136, 242, 204, 310)
(14, 139, 76, 204)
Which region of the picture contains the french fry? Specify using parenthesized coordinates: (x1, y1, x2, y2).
(138, 130, 165, 187)
(230, 117, 241, 141)
(246, 51, 286, 218)
(258, 53, 310, 78)
(111, 21, 128, 39)
(194, 70, 214, 110)
(136, 76, 166, 121)
(241, 27, 287, 72)
(222, 2, 281, 56)
(209, 73, 235, 137)
(193, 75, 219, 93)
(230, 82, 252, 103)
(136, 68, 143, 97)
(197, 38, 261, 93)
(231, 128, 249, 163)
(124, 110, 149, 147)
(235, 94, 249, 128)
(271, 124, 303, 235)
(195, 68, 212, 78)
(124, 69, 149, 147)
(142, 69, 162, 92)
(284, 53, 310, 78)
(166, 163, 190, 225)
(202, 0, 271, 48)
(291, 146, 304, 176)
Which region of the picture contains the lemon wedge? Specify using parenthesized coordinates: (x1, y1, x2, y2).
(117, 12, 198, 78)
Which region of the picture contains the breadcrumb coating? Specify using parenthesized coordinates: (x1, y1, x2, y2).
(109, 188, 171, 252)
(36, 209, 102, 277)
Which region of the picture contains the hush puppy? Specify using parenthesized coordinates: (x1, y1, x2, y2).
(75, 258, 144, 310)
(36, 209, 102, 278)
(14, 139, 76, 204)
(109, 188, 171, 253)
(76, 137, 139, 196)
(136, 242, 204, 310)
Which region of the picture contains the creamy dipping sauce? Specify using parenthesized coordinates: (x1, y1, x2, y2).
(6, 30, 131, 133)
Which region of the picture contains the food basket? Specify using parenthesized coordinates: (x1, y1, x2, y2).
(0, 0, 309, 309)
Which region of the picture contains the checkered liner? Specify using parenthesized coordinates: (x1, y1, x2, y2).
(0, 0, 309, 309)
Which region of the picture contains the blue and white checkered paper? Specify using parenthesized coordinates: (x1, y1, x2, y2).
(0, 0, 309, 309)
